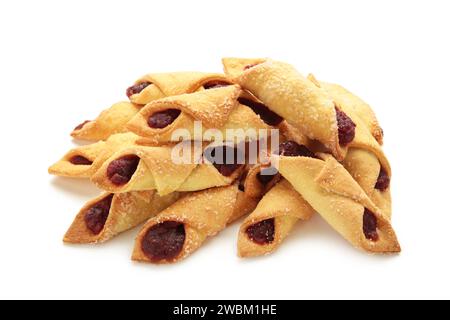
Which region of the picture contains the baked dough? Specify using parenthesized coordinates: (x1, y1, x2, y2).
(71, 101, 140, 141)
(237, 89, 311, 145)
(231, 59, 350, 160)
(222, 57, 267, 79)
(242, 164, 280, 198)
(127, 85, 272, 144)
(238, 179, 314, 257)
(91, 144, 244, 195)
(48, 132, 138, 178)
(307, 74, 383, 144)
(277, 153, 400, 253)
(128, 72, 233, 105)
(64, 191, 180, 243)
(132, 184, 258, 264)
(308, 74, 391, 218)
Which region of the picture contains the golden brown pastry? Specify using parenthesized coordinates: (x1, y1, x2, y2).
(342, 148, 392, 219)
(308, 74, 391, 218)
(64, 191, 180, 243)
(127, 85, 272, 145)
(237, 111, 312, 199)
(132, 184, 258, 264)
(91, 143, 245, 195)
(71, 101, 140, 141)
(275, 141, 400, 253)
(48, 132, 139, 178)
(307, 74, 383, 144)
(126, 72, 233, 105)
(226, 58, 357, 160)
(238, 179, 314, 257)
(222, 57, 268, 79)
(241, 164, 280, 199)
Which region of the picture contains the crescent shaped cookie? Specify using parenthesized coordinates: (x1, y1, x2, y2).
(238, 179, 314, 257)
(71, 101, 140, 141)
(48, 132, 138, 178)
(127, 72, 233, 105)
(64, 191, 180, 243)
(276, 145, 400, 253)
(307, 74, 383, 144)
(127, 85, 273, 144)
(132, 184, 258, 264)
(91, 143, 245, 195)
(308, 74, 392, 218)
(230, 59, 357, 160)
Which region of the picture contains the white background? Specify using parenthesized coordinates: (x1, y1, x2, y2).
(0, 0, 449, 300)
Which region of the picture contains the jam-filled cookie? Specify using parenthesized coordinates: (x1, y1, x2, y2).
(238, 179, 314, 257)
(91, 143, 245, 195)
(276, 141, 400, 253)
(132, 184, 258, 264)
(127, 85, 273, 144)
(64, 191, 180, 243)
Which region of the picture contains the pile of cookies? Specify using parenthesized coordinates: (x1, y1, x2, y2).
(49, 58, 400, 264)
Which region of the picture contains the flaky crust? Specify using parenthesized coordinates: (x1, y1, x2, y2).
(277, 153, 400, 253)
(71, 101, 140, 141)
(232, 59, 347, 160)
(64, 191, 180, 244)
(132, 184, 258, 264)
(48, 132, 139, 178)
(128, 86, 272, 144)
(129, 72, 233, 105)
(91, 144, 244, 195)
(238, 179, 314, 257)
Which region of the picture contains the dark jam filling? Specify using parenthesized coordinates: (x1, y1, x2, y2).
(363, 209, 379, 241)
(147, 109, 181, 129)
(375, 168, 390, 191)
(244, 63, 260, 70)
(238, 172, 248, 192)
(277, 141, 316, 158)
(106, 155, 140, 185)
(204, 145, 243, 177)
(74, 120, 91, 131)
(141, 221, 186, 261)
(69, 155, 93, 165)
(237, 97, 283, 126)
(256, 172, 275, 185)
(84, 194, 114, 235)
(335, 107, 356, 146)
(246, 219, 275, 245)
(126, 81, 152, 98)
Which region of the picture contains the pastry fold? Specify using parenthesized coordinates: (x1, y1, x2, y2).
(64, 191, 180, 243)
(307, 74, 383, 144)
(128, 85, 272, 144)
(230, 58, 350, 160)
(128, 72, 233, 105)
(308, 74, 392, 218)
(277, 153, 400, 253)
(242, 164, 280, 198)
(48, 132, 138, 178)
(237, 89, 310, 145)
(91, 144, 244, 195)
(238, 179, 314, 257)
(132, 184, 258, 264)
(222, 57, 268, 79)
(71, 101, 140, 141)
